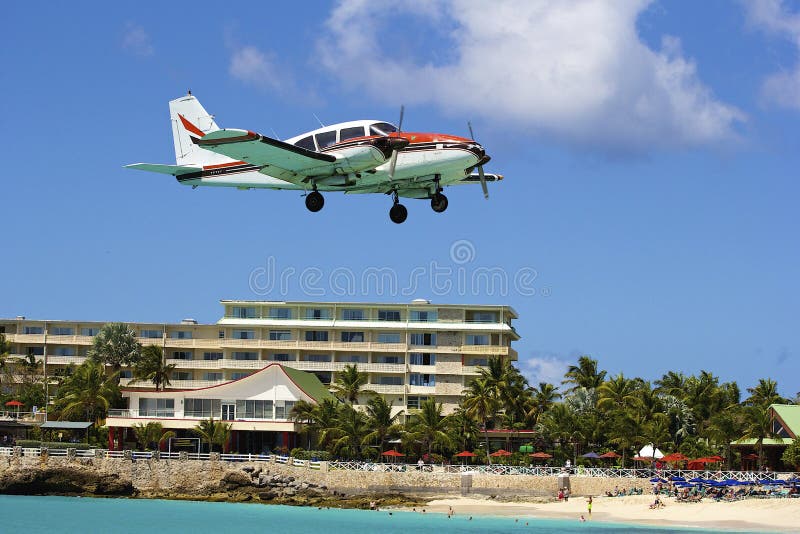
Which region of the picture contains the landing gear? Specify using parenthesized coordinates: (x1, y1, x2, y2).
(389, 190, 408, 224)
(431, 192, 448, 213)
(305, 190, 324, 212)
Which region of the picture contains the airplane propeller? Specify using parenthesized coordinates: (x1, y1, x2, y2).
(468, 121, 489, 199)
(388, 105, 405, 180)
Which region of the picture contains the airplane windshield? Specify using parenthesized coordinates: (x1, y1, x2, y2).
(369, 122, 397, 136)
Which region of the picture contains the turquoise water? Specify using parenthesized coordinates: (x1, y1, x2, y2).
(0, 495, 729, 533)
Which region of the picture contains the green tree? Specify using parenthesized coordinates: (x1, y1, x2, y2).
(780, 437, 800, 469)
(329, 404, 370, 458)
(132, 421, 176, 451)
(362, 396, 402, 453)
(562, 356, 606, 392)
(447, 406, 481, 452)
(289, 399, 318, 449)
(405, 397, 453, 457)
(88, 323, 141, 382)
(462, 376, 500, 463)
(597, 373, 641, 413)
(53, 360, 120, 423)
(706, 406, 745, 470)
(526, 382, 561, 426)
(193, 417, 232, 453)
(131, 345, 175, 391)
(0, 333, 11, 391)
(745, 378, 785, 408)
(331, 364, 371, 404)
(738, 405, 779, 469)
(654, 371, 687, 399)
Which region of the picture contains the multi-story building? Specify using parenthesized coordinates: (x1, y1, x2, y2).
(0, 299, 519, 417)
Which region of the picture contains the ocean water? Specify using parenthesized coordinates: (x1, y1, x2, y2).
(0, 495, 728, 534)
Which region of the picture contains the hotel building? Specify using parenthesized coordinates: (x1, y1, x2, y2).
(1, 299, 518, 451)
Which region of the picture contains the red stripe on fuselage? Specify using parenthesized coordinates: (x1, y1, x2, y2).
(203, 161, 250, 170)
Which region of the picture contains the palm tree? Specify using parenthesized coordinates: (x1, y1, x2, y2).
(405, 397, 453, 456)
(447, 406, 481, 452)
(597, 373, 641, 413)
(132, 421, 176, 451)
(362, 396, 402, 453)
(462, 376, 499, 463)
(88, 323, 142, 382)
(707, 406, 745, 470)
(193, 417, 232, 453)
(745, 378, 785, 408)
(654, 371, 687, 399)
(53, 360, 120, 423)
(289, 399, 318, 449)
(131, 345, 175, 391)
(738, 405, 779, 469)
(330, 404, 370, 458)
(0, 334, 11, 390)
(331, 364, 372, 403)
(562, 355, 606, 393)
(526, 382, 561, 425)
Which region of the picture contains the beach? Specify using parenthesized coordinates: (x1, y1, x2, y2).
(424, 494, 800, 532)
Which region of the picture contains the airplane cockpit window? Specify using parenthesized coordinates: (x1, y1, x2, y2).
(369, 122, 398, 136)
(295, 136, 316, 151)
(340, 126, 365, 141)
(315, 130, 337, 149)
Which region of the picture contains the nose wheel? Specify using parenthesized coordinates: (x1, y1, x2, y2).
(389, 190, 407, 224)
(431, 192, 448, 213)
(305, 190, 324, 212)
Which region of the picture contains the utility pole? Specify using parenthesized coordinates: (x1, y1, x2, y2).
(43, 321, 48, 422)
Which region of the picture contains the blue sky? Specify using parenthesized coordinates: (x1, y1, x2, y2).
(2, 1, 799, 398)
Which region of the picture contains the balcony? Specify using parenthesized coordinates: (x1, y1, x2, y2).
(36, 355, 87, 365)
(119, 378, 224, 389)
(366, 384, 405, 394)
(407, 385, 436, 395)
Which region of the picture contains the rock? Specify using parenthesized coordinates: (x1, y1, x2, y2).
(242, 466, 255, 473)
(221, 471, 252, 490)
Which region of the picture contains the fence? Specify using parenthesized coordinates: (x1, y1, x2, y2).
(0, 447, 790, 481)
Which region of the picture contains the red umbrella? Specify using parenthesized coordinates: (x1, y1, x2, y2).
(5, 400, 23, 407)
(599, 451, 621, 459)
(382, 450, 405, 457)
(490, 449, 512, 457)
(454, 451, 477, 457)
(704, 455, 724, 462)
(529, 452, 553, 459)
(632, 456, 652, 462)
(743, 453, 759, 460)
(661, 452, 688, 462)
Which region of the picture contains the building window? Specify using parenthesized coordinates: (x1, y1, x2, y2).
(203, 352, 223, 361)
(407, 396, 429, 410)
(138, 398, 174, 417)
(306, 354, 331, 362)
(23, 326, 43, 335)
(312, 371, 332, 384)
(231, 306, 257, 318)
(410, 333, 436, 346)
(409, 373, 435, 386)
(235, 399, 274, 419)
(341, 355, 365, 363)
(218, 330, 225, 339)
(269, 330, 291, 341)
(203, 372, 223, 381)
(340, 331, 364, 342)
(232, 330, 255, 340)
(51, 327, 74, 336)
(185, 398, 221, 418)
(467, 311, 497, 323)
(54, 347, 75, 356)
(119, 370, 132, 379)
(172, 351, 193, 360)
(27, 347, 44, 356)
(378, 310, 401, 321)
(80, 327, 100, 336)
(410, 353, 435, 365)
(377, 333, 401, 343)
(171, 331, 192, 339)
(378, 376, 402, 385)
(410, 310, 437, 322)
(305, 330, 328, 342)
(377, 355, 402, 364)
(271, 353, 291, 361)
(232, 352, 258, 360)
(305, 308, 331, 320)
(468, 358, 488, 366)
(141, 329, 161, 339)
(465, 334, 489, 346)
(341, 309, 364, 320)
(231, 372, 250, 380)
(269, 308, 292, 319)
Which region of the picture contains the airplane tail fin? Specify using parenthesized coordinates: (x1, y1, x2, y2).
(169, 93, 233, 166)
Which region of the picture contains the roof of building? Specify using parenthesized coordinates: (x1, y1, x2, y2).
(732, 438, 793, 446)
(771, 404, 800, 438)
(39, 421, 93, 430)
(281, 365, 334, 403)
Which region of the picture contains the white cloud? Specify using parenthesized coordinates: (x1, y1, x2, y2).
(229, 46, 284, 93)
(518, 353, 569, 386)
(743, 0, 800, 110)
(122, 23, 154, 57)
(319, 0, 744, 152)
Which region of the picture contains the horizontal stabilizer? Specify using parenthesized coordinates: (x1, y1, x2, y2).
(125, 163, 202, 176)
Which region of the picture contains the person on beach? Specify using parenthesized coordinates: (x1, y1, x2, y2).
(564, 488, 570, 502)
(580, 515, 586, 522)
(587, 495, 592, 517)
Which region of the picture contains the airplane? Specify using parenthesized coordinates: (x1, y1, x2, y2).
(126, 93, 503, 224)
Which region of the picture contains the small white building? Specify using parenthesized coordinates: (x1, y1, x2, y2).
(107, 363, 333, 453)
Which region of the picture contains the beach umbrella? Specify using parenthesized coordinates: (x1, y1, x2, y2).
(519, 445, 534, 453)
(490, 449, 512, 457)
(582, 452, 601, 459)
(5, 400, 23, 416)
(650, 477, 667, 483)
(454, 451, 477, 457)
(638, 444, 664, 459)
(669, 476, 686, 482)
(661, 452, 688, 462)
(632, 456, 651, 462)
(599, 451, 621, 459)
(382, 450, 404, 463)
(529, 452, 553, 459)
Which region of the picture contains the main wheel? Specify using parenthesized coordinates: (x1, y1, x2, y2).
(389, 203, 408, 224)
(431, 193, 448, 213)
(305, 191, 324, 212)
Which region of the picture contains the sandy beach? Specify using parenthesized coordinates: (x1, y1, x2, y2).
(423, 494, 800, 532)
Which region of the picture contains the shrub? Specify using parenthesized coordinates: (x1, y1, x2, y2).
(17, 440, 92, 450)
(291, 449, 332, 461)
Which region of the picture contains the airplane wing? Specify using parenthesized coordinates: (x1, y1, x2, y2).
(125, 163, 202, 176)
(196, 129, 337, 183)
